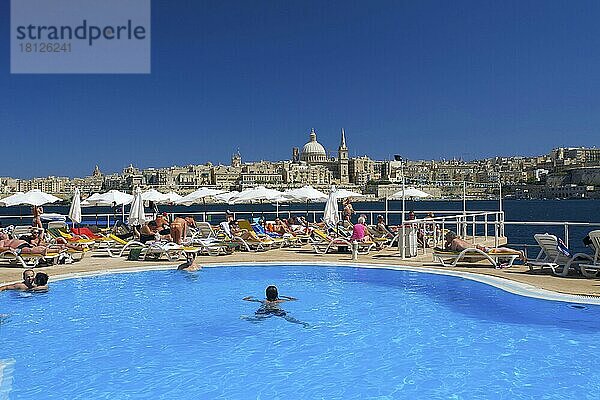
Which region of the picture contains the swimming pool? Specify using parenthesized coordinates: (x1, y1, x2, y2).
(1, 264, 600, 399)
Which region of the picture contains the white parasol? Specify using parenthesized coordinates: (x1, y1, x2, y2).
(283, 186, 327, 202)
(142, 189, 170, 203)
(82, 190, 133, 206)
(323, 186, 340, 226)
(229, 186, 285, 204)
(68, 188, 82, 224)
(284, 186, 327, 223)
(176, 187, 225, 206)
(0, 189, 61, 207)
(331, 188, 364, 201)
(128, 187, 147, 226)
(390, 187, 430, 199)
(214, 191, 239, 203)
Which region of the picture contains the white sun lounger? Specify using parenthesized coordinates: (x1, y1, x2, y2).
(0, 250, 60, 268)
(578, 230, 600, 278)
(433, 247, 519, 268)
(527, 233, 593, 277)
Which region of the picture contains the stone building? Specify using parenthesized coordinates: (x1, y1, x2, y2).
(294, 128, 351, 185)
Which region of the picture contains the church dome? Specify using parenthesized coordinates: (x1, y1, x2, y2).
(301, 128, 327, 163)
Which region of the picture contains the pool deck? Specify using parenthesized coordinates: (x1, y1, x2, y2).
(2, 241, 600, 298)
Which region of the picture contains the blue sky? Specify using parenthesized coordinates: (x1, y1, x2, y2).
(1, 0, 600, 178)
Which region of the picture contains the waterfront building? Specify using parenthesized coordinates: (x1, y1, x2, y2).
(212, 164, 242, 190)
(282, 161, 332, 186)
(239, 161, 284, 189)
(349, 156, 378, 186)
(0, 178, 18, 194)
(551, 147, 600, 169)
(2, 139, 599, 199)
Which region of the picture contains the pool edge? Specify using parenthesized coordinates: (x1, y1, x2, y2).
(40, 261, 600, 306)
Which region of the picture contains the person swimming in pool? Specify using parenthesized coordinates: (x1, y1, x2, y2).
(242, 285, 309, 327)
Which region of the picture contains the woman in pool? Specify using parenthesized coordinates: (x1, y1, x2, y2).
(242, 286, 308, 327)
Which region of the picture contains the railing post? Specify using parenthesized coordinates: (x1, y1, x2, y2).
(441, 220, 445, 241)
(494, 221, 499, 248)
(564, 223, 569, 248)
(484, 214, 488, 240)
(352, 241, 358, 261)
(400, 224, 406, 259)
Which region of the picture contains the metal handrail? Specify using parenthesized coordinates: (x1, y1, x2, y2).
(2, 209, 598, 249)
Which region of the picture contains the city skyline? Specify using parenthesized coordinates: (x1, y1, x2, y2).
(0, 133, 591, 180)
(2, 1, 600, 178)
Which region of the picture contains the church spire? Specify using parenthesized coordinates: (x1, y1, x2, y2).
(339, 128, 347, 150)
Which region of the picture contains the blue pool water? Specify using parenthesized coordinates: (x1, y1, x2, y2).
(1, 265, 600, 399)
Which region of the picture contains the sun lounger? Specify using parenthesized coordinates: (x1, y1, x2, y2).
(311, 229, 375, 255)
(578, 230, 600, 278)
(90, 235, 146, 258)
(0, 250, 60, 268)
(47, 228, 97, 247)
(527, 233, 593, 276)
(432, 247, 520, 268)
(192, 238, 237, 256)
(189, 222, 217, 241)
(140, 242, 189, 261)
(236, 220, 285, 250)
(10, 225, 34, 239)
(252, 222, 302, 247)
(217, 222, 252, 252)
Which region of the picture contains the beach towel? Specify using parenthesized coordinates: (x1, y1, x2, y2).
(557, 238, 571, 257)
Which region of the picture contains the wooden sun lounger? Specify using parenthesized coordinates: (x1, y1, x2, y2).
(433, 248, 519, 268)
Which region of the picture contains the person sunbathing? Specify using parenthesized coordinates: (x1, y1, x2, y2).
(273, 218, 291, 235)
(139, 221, 162, 244)
(0, 233, 47, 255)
(220, 214, 252, 241)
(169, 216, 187, 244)
(350, 216, 371, 242)
(444, 231, 525, 260)
(22, 228, 85, 252)
(374, 215, 395, 239)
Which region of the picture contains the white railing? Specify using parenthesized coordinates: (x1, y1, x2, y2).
(2, 210, 599, 256)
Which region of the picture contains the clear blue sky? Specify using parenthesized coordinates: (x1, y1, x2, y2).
(2, 0, 600, 178)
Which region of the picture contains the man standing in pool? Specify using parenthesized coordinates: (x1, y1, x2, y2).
(242, 285, 309, 328)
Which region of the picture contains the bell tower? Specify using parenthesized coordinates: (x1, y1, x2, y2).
(338, 128, 349, 184)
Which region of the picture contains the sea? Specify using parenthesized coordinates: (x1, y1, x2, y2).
(0, 199, 598, 255)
